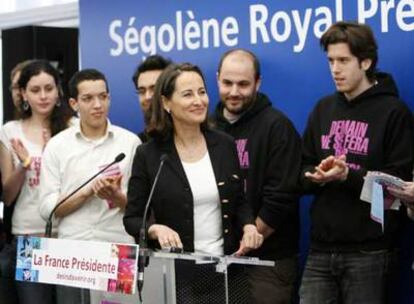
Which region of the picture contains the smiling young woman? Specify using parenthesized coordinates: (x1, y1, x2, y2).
(0, 59, 72, 304)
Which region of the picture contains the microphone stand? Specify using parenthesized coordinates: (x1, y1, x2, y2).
(137, 154, 167, 302)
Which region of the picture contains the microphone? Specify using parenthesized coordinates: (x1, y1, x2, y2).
(44, 153, 126, 237)
(137, 154, 168, 300)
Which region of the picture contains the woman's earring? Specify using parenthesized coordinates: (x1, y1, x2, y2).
(55, 99, 61, 107)
(165, 108, 171, 114)
(22, 100, 30, 111)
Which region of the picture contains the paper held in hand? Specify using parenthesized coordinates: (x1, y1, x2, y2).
(361, 171, 404, 232)
(360, 171, 404, 208)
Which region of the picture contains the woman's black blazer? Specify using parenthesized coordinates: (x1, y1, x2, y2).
(124, 129, 254, 254)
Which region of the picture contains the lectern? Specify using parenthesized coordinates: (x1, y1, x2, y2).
(136, 251, 274, 304)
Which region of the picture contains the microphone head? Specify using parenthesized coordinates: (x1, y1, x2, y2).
(115, 153, 126, 163)
(160, 154, 168, 162)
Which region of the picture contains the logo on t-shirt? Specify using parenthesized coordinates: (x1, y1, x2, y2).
(28, 156, 42, 187)
(321, 120, 369, 169)
(236, 139, 249, 169)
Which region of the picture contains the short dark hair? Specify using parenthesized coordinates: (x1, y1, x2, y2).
(69, 68, 109, 99)
(147, 63, 209, 140)
(217, 48, 261, 80)
(320, 21, 378, 81)
(17, 59, 71, 136)
(132, 55, 172, 89)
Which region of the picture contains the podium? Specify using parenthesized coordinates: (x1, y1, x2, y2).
(13, 236, 274, 304)
(140, 251, 275, 304)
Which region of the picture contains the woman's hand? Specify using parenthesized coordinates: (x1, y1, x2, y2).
(234, 224, 264, 256)
(148, 224, 183, 249)
(10, 138, 30, 167)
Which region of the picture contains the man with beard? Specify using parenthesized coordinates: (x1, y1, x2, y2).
(211, 49, 302, 304)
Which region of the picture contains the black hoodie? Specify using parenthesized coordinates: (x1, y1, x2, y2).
(212, 92, 302, 260)
(301, 73, 414, 252)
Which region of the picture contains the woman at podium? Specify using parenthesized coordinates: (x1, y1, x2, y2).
(124, 62, 263, 256)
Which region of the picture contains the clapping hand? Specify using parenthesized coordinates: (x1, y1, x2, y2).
(305, 155, 348, 184)
(92, 175, 122, 200)
(10, 138, 30, 167)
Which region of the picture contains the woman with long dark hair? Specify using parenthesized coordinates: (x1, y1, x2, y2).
(0, 59, 72, 304)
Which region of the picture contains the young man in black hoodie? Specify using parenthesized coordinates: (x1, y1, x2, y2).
(300, 22, 414, 304)
(212, 49, 302, 304)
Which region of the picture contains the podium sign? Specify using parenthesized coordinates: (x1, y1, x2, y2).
(15, 236, 138, 295)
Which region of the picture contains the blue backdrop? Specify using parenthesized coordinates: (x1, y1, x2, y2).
(79, 0, 414, 302)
